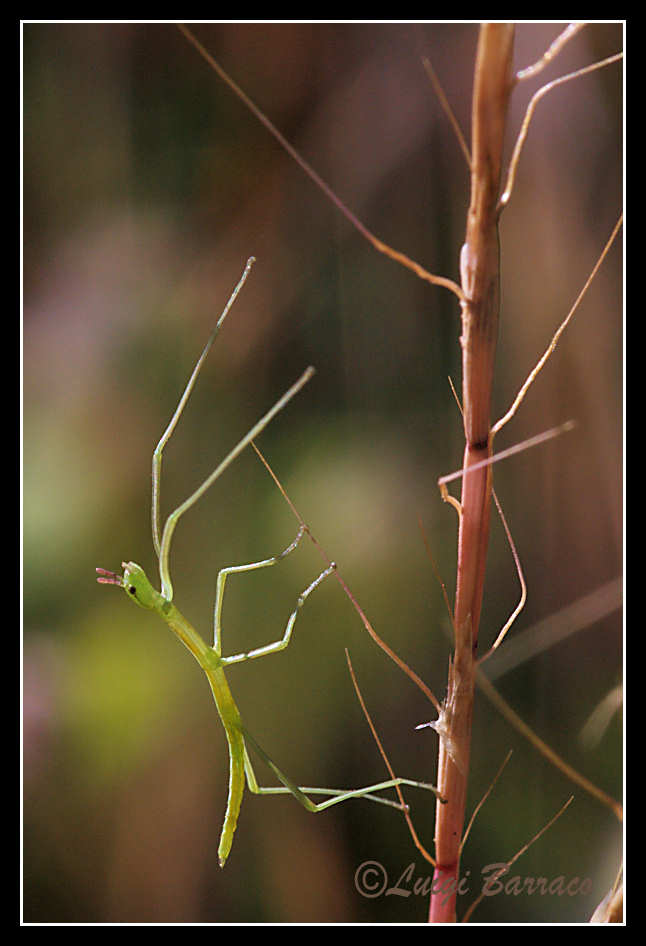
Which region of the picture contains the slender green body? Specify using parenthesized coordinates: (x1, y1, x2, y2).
(165, 601, 247, 864)
(97, 261, 441, 866)
(98, 556, 442, 865)
(104, 560, 248, 865)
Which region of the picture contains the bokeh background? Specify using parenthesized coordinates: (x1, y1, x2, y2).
(23, 22, 622, 923)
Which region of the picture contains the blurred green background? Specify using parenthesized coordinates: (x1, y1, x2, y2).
(23, 22, 622, 923)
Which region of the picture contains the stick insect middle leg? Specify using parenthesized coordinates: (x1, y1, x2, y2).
(213, 536, 444, 811)
(214, 524, 335, 661)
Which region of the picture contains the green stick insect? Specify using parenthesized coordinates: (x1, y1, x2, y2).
(97, 258, 442, 867)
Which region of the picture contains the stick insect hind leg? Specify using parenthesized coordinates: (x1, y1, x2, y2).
(213, 528, 445, 807)
(209, 539, 443, 866)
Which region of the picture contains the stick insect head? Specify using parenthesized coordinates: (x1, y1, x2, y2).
(96, 562, 160, 611)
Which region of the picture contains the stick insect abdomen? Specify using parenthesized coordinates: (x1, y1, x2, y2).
(217, 720, 246, 867)
(164, 602, 249, 866)
(203, 663, 247, 866)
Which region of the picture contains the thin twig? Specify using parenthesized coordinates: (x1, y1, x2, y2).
(251, 441, 443, 716)
(515, 24, 586, 83)
(430, 25, 515, 923)
(177, 23, 464, 302)
(418, 501, 621, 822)
(477, 490, 526, 662)
(345, 649, 436, 866)
(492, 215, 623, 436)
(475, 669, 623, 822)
(499, 52, 623, 211)
(422, 57, 471, 168)
(460, 749, 513, 854)
(439, 420, 576, 487)
(417, 516, 454, 627)
(461, 795, 575, 922)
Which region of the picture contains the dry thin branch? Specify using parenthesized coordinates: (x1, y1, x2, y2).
(440, 375, 528, 661)
(499, 52, 623, 211)
(475, 669, 623, 822)
(422, 56, 471, 168)
(439, 420, 575, 487)
(422, 440, 620, 823)
(251, 442, 443, 716)
(590, 864, 623, 923)
(460, 749, 513, 854)
(417, 516, 454, 626)
(492, 215, 623, 436)
(345, 650, 436, 866)
(461, 795, 575, 923)
(177, 24, 464, 302)
(477, 489, 526, 661)
(429, 25, 515, 923)
(515, 23, 586, 83)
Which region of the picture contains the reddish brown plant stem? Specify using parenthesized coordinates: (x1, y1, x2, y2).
(429, 25, 515, 923)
